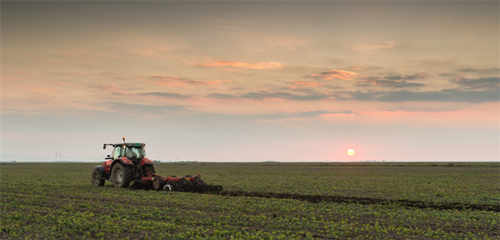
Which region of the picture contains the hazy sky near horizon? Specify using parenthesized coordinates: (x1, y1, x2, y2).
(2, 1, 499, 161)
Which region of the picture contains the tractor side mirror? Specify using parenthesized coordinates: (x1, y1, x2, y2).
(103, 144, 106, 149)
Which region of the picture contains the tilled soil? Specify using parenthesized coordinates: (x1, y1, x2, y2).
(204, 190, 500, 212)
(129, 183, 500, 212)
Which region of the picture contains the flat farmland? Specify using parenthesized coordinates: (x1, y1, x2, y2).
(1, 162, 499, 239)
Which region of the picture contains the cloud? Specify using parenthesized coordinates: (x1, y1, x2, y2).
(305, 70, 358, 80)
(193, 61, 283, 70)
(348, 66, 383, 71)
(285, 81, 344, 92)
(386, 107, 459, 112)
(291, 80, 324, 87)
(326, 85, 346, 89)
(438, 73, 458, 77)
(319, 111, 357, 117)
(108, 102, 189, 114)
(150, 75, 228, 86)
(452, 77, 500, 90)
(356, 79, 426, 88)
(100, 85, 120, 90)
(137, 92, 192, 99)
(355, 72, 428, 88)
(251, 110, 356, 122)
(182, 80, 227, 85)
(458, 67, 500, 73)
(208, 91, 331, 101)
(349, 66, 363, 71)
(281, 86, 315, 93)
(384, 72, 428, 80)
(148, 75, 183, 86)
(241, 91, 330, 101)
(134, 46, 175, 58)
(262, 110, 345, 120)
(207, 93, 236, 99)
(209, 88, 498, 103)
(352, 42, 395, 53)
(346, 89, 499, 103)
(151, 75, 182, 81)
(183, 110, 356, 123)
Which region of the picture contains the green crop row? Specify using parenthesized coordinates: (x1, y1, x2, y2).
(1, 163, 499, 239)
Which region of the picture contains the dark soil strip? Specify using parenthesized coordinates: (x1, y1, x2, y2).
(206, 190, 500, 212)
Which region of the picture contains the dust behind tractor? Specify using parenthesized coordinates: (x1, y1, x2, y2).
(91, 138, 223, 192)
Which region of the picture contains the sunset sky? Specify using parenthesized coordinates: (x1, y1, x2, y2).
(2, 1, 499, 162)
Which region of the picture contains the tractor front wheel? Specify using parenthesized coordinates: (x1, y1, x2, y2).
(111, 163, 132, 188)
(91, 168, 105, 186)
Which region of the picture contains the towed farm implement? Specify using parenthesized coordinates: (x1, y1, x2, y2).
(91, 138, 223, 192)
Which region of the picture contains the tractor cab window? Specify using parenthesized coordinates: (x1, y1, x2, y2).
(113, 146, 122, 160)
(124, 147, 145, 159)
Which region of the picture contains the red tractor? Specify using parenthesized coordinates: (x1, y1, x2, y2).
(91, 138, 222, 192)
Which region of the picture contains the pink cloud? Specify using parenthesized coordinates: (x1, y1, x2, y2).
(101, 85, 120, 90)
(320, 112, 356, 117)
(292, 81, 324, 87)
(352, 42, 395, 53)
(151, 75, 182, 81)
(183, 80, 229, 85)
(150, 75, 184, 86)
(348, 66, 383, 71)
(349, 66, 363, 71)
(194, 61, 283, 70)
(151, 75, 229, 86)
(306, 70, 358, 81)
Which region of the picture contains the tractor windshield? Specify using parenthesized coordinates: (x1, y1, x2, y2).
(124, 147, 145, 159)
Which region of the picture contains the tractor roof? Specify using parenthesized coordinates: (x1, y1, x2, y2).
(103, 143, 145, 149)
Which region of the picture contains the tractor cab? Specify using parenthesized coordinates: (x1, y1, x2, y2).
(104, 142, 146, 163)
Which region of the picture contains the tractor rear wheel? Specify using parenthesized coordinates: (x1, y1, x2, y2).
(111, 163, 132, 188)
(153, 176, 164, 191)
(91, 168, 105, 186)
(143, 165, 156, 177)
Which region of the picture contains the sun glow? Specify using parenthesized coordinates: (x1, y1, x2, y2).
(347, 149, 355, 156)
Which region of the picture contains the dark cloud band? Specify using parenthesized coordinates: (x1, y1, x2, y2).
(138, 92, 192, 99)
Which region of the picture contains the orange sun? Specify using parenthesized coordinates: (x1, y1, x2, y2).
(347, 149, 355, 156)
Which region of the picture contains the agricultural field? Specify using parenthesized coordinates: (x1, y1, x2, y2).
(1, 162, 499, 239)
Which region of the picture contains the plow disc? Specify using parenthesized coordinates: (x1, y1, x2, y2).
(135, 174, 223, 192)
